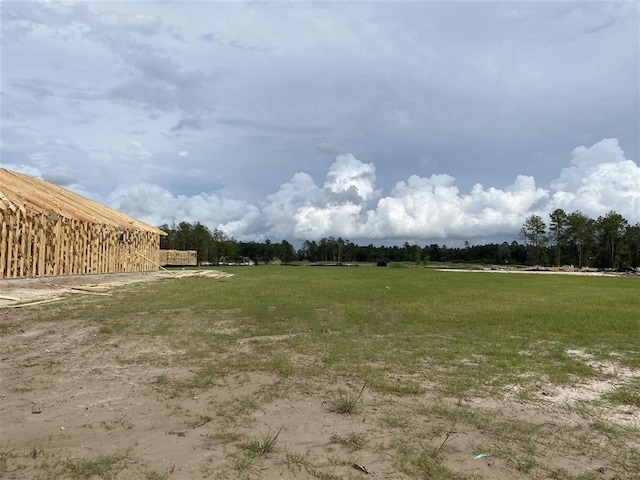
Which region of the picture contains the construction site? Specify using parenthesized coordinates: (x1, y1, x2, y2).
(0, 168, 169, 279)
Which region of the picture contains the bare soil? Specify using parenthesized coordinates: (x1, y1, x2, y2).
(0, 272, 637, 479)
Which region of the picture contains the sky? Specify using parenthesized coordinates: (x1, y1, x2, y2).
(1, 0, 639, 245)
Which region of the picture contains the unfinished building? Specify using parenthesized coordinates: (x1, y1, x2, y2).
(0, 168, 165, 279)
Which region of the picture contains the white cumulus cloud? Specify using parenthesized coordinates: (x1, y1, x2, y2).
(549, 138, 640, 219)
(107, 183, 261, 237)
(323, 154, 379, 206)
(92, 138, 640, 242)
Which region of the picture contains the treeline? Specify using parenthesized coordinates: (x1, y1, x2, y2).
(520, 210, 639, 269)
(158, 223, 296, 265)
(159, 209, 639, 268)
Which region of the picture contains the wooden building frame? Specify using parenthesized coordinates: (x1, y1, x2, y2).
(0, 168, 166, 279)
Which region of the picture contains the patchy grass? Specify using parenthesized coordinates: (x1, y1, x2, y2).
(330, 432, 367, 450)
(284, 450, 314, 470)
(603, 382, 640, 408)
(242, 427, 282, 457)
(61, 455, 128, 478)
(12, 266, 640, 479)
(393, 436, 480, 480)
(379, 415, 412, 429)
(328, 385, 366, 414)
(233, 428, 283, 471)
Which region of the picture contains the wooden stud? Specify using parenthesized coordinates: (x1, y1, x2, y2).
(0, 168, 166, 278)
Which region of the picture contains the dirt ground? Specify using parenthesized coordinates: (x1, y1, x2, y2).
(1, 271, 638, 479)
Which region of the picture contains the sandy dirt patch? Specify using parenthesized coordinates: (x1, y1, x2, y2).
(0, 270, 233, 308)
(435, 268, 612, 276)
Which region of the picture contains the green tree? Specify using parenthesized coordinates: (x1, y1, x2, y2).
(595, 211, 628, 269)
(192, 222, 213, 264)
(262, 239, 275, 264)
(299, 240, 319, 262)
(211, 228, 227, 264)
(278, 240, 295, 263)
(566, 211, 593, 268)
(414, 243, 422, 265)
(221, 238, 241, 263)
(158, 223, 175, 250)
(497, 242, 511, 264)
(176, 222, 194, 251)
(548, 209, 568, 266)
(520, 214, 547, 265)
(624, 223, 640, 267)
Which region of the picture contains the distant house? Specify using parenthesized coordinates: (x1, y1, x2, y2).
(0, 168, 166, 278)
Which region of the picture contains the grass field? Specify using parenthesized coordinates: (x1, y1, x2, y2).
(2, 266, 639, 479)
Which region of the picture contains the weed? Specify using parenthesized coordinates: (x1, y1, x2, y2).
(330, 432, 367, 450)
(62, 454, 127, 479)
(326, 454, 351, 466)
(0, 448, 8, 471)
(394, 437, 478, 480)
(189, 364, 220, 389)
(431, 424, 457, 458)
(242, 427, 283, 456)
(328, 385, 366, 414)
(310, 472, 342, 480)
(144, 470, 169, 480)
(229, 398, 259, 418)
(514, 455, 539, 473)
(190, 414, 212, 428)
(379, 415, 411, 429)
(233, 454, 254, 471)
(267, 354, 295, 377)
(99, 417, 133, 431)
(367, 376, 425, 395)
(284, 450, 314, 471)
(284, 451, 308, 465)
(603, 385, 640, 408)
(211, 431, 242, 444)
(153, 374, 169, 386)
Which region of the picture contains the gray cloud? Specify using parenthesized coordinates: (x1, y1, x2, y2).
(1, 1, 637, 241)
(198, 32, 216, 42)
(42, 170, 77, 187)
(9, 82, 55, 99)
(170, 117, 205, 132)
(315, 143, 342, 156)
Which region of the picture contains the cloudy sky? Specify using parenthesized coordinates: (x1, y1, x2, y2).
(2, 1, 639, 244)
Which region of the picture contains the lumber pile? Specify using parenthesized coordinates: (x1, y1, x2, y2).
(159, 249, 197, 266)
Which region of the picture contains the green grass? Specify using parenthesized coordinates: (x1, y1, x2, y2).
(61, 454, 128, 479)
(233, 428, 283, 471)
(284, 450, 313, 469)
(24, 266, 640, 479)
(330, 432, 367, 449)
(35, 267, 640, 408)
(328, 385, 366, 414)
(393, 435, 480, 480)
(44, 267, 640, 354)
(379, 415, 412, 429)
(603, 380, 640, 408)
(0, 448, 169, 480)
(242, 427, 282, 456)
